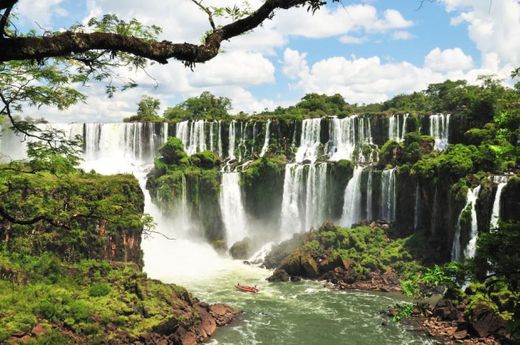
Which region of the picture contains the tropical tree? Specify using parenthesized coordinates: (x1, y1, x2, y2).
(164, 91, 232, 120)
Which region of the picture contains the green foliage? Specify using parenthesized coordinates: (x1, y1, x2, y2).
(89, 283, 112, 297)
(158, 137, 190, 166)
(290, 224, 421, 280)
(0, 168, 145, 263)
(164, 91, 231, 120)
(124, 96, 163, 122)
(0, 252, 196, 343)
(391, 303, 414, 322)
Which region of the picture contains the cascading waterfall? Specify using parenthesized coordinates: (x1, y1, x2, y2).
(175, 120, 207, 155)
(463, 185, 481, 259)
(341, 166, 363, 227)
(217, 120, 223, 158)
(327, 116, 374, 162)
(388, 114, 408, 142)
(430, 114, 450, 150)
(490, 176, 508, 230)
(366, 169, 373, 221)
(279, 163, 328, 238)
(260, 120, 271, 157)
(220, 172, 248, 246)
(228, 120, 236, 160)
(451, 185, 481, 261)
(295, 118, 322, 163)
(381, 169, 397, 222)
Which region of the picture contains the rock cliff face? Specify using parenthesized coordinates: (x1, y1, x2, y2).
(0, 172, 146, 267)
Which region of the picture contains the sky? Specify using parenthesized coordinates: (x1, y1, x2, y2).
(13, 0, 520, 123)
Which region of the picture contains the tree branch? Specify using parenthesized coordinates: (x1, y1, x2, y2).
(191, 0, 216, 31)
(0, 0, 316, 65)
(0, 3, 13, 38)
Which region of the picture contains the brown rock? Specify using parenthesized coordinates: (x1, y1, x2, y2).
(453, 329, 468, 339)
(209, 303, 238, 326)
(31, 324, 44, 337)
(267, 268, 290, 282)
(469, 304, 507, 338)
(182, 332, 197, 345)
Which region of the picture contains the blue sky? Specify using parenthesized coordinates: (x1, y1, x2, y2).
(13, 0, 520, 122)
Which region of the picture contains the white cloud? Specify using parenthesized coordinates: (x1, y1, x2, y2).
(339, 35, 367, 44)
(281, 47, 509, 105)
(442, 0, 520, 68)
(282, 49, 309, 80)
(391, 31, 414, 41)
(274, 4, 412, 39)
(17, 0, 67, 27)
(424, 47, 474, 72)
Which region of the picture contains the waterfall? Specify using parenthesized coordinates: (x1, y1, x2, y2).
(430, 114, 450, 150)
(228, 120, 236, 160)
(209, 121, 215, 153)
(451, 185, 481, 261)
(220, 172, 248, 247)
(381, 168, 397, 222)
(388, 114, 408, 143)
(295, 118, 322, 163)
(280, 164, 305, 238)
(279, 163, 328, 238)
(327, 116, 375, 162)
(341, 166, 363, 227)
(217, 120, 223, 158)
(490, 176, 508, 230)
(463, 185, 481, 259)
(260, 120, 271, 157)
(175, 120, 207, 155)
(366, 169, 373, 221)
(248, 242, 274, 265)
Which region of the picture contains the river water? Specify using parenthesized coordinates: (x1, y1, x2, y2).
(139, 166, 432, 345)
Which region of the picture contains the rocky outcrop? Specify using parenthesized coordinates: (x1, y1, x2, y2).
(229, 238, 253, 260)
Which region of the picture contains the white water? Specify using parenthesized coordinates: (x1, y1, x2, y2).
(430, 114, 450, 150)
(296, 118, 322, 163)
(341, 166, 363, 227)
(366, 169, 373, 221)
(490, 176, 508, 230)
(463, 185, 481, 259)
(228, 120, 236, 160)
(388, 114, 408, 143)
(451, 185, 481, 261)
(327, 115, 375, 163)
(279, 163, 328, 237)
(381, 168, 397, 222)
(220, 172, 249, 247)
(260, 120, 271, 157)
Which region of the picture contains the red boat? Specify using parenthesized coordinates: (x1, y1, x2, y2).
(235, 283, 259, 293)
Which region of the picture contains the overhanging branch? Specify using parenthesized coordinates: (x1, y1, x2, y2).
(0, 0, 316, 64)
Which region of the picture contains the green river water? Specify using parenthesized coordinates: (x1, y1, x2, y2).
(143, 237, 433, 345)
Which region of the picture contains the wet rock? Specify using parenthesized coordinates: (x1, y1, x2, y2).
(433, 298, 462, 321)
(267, 268, 290, 282)
(290, 276, 302, 282)
(468, 304, 507, 338)
(209, 304, 239, 326)
(229, 238, 252, 260)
